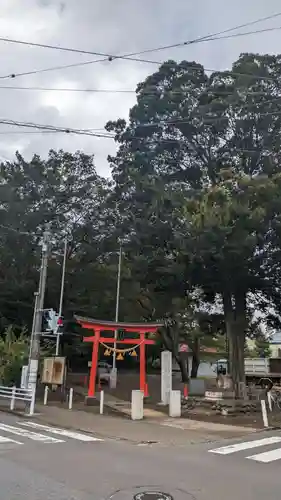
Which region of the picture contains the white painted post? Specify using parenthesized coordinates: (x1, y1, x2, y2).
(68, 388, 73, 410)
(169, 390, 181, 417)
(131, 390, 144, 420)
(161, 350, 172, 405)
(43, 385, 48, 405)
(29, 387, 36, 415)
(261, 399, 269, 427)
(267, 391, 272, 412)
(21, 365, 28, 389)
(100, 390, 104, 415)
(10, 386, 16, 411)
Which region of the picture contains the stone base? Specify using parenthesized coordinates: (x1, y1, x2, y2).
(84, 396, 98, 406)
(189, 379, 206, 396)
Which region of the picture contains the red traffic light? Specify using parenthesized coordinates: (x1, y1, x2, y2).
(57, 317, 63, 326)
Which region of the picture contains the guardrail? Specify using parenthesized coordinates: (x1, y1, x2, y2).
(0, 385, 35, 415)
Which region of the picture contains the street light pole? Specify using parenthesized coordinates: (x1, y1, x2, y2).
(55, 237, 67, 356)
(28, 225, 51, 397)
(111, 244, 122, 384)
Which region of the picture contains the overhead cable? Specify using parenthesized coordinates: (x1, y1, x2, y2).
(0, 118, 114, 137)
(0, 11, 280, 59)
(0, 11, 280, 79)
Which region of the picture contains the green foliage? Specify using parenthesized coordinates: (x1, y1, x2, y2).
(106, 53, 281, 391)
(0, 326, 29, 385)
(254, 331, 271, 358)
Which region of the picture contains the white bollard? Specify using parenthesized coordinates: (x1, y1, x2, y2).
(131, 390, 144, 420)
(68, 388, 73, 410)
(169, 390, 181, 417)
(29, 387, 36, 416)
(43, 385, 48, 405)
(267, 391, 272, 412)
(100, 390, 104, 415)
(10, 386, 16, 411)
(161, 351, 172, 405)
(261, 399, 269, 427)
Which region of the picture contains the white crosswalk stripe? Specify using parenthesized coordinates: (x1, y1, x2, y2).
(0, 435, 22, 445)
(0, 423, 64, 443)
(247, 447, 281, 463)
(209, 436, 281, 455)
(18, 421, 103, 441)
(209, 436, 281, 464)
(0, 421, 104, 447)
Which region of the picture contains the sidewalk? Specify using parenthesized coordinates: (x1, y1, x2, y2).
(18, 403, 258, 446)
(96, 391, 166, 419)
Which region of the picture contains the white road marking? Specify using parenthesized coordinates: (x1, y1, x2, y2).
(0, 435, 23, 445)
(0, 424, 64, 443)
(19, 421, 103, 442)
(209, 436, 281, 455)
(247, 447, 281, 463)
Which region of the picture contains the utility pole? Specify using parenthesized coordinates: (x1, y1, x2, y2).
(110, 243, 122, 388)
(28, 292, 39, 365)
(28, 225, 51, 396)
(55, 237, 67, 356)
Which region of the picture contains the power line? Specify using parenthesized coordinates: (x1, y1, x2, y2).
(0, 58, 280, 86)
(0, 93, 281, 141)
(0, 12, 280, 60)
(0, 85, 281, 97)
(131, 11, 281, 54)
(195, 25, 281, 42)
(0, 130, 62, 135)
(0, 128, 114, 136)
(0, 119, 114, 137)
(116, 107, 281, 131)
(0, 130, 77, 135)
(0, 12, 280, 80)
(0, 112, 280, 144)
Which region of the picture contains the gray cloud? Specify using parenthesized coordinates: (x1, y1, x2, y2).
(0, 0, 280, 175)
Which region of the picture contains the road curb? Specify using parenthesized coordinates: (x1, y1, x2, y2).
(9, 409, 149, 444)
(0, 403, 262, 446)
(0, 406, 28, 418)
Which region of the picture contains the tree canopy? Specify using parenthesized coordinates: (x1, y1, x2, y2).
(105, 53, 281, 392)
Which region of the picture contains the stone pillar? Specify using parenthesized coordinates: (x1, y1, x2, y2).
(161, 350, 172, 405)
(131, 390, 144, 420)
(109, 368, 117, 389)
(169, 390, 181, 417)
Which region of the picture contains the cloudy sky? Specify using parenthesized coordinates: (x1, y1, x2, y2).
(0, 0, 281, 177)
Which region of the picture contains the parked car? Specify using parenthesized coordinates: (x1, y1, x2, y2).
(97, 361, 112, 385)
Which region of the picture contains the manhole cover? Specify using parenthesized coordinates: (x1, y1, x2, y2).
(138, 441, 158, 445)
(134, 492, 173, 500)
(107, 484, 196, 500)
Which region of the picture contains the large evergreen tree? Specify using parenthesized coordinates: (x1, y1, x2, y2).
(105, 53, 281, 394)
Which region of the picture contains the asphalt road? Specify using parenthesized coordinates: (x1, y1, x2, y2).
(0, 412, 280, 500)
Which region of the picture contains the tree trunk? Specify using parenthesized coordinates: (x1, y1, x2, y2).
(191, 337, 200, 378)
(228, 323, 245, 395)
(223, 291, 246, 398)
(176, 353, 189, 383)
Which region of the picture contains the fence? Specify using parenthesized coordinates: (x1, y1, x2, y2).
(0, 385, 35, 415)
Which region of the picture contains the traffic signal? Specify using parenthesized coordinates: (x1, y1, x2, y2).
(55, 316, 64, 335)
(42, 309, 57, 333)
(41, 309, 64, 335)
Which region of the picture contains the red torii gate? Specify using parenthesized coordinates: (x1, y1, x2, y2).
(75, 316, 163, 398)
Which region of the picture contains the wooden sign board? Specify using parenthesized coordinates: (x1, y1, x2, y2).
(41, 357, 66, 385)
